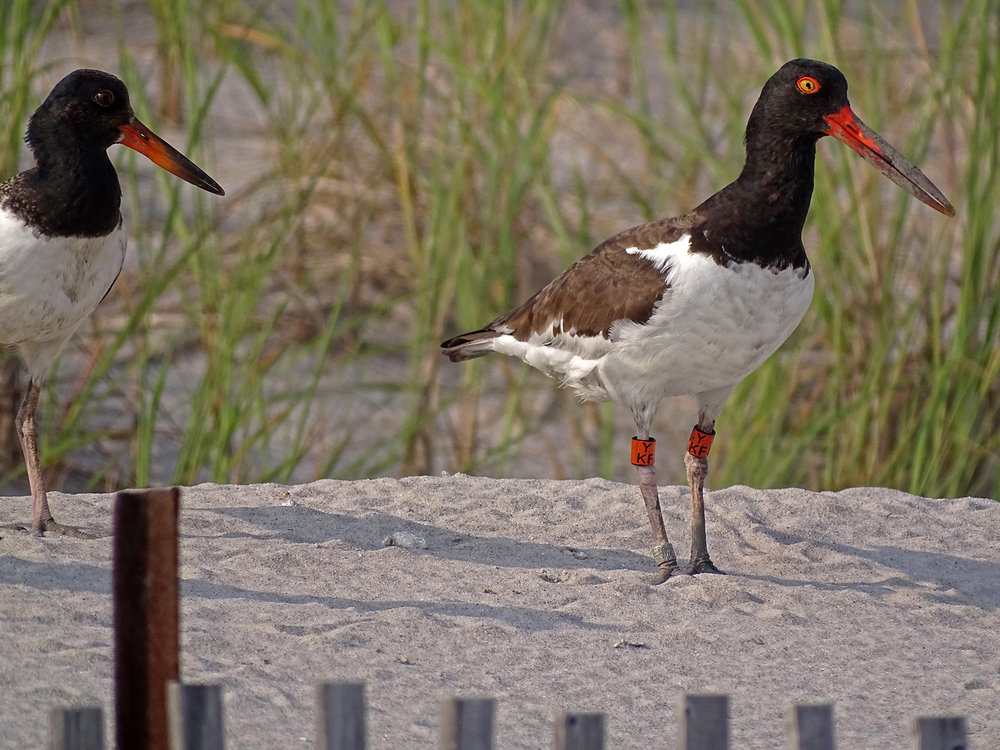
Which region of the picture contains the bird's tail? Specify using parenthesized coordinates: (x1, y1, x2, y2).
(440, 329, 500, 362)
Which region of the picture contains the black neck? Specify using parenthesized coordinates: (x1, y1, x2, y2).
(689, 134, 820, 270)
(3, 147, 122, 238)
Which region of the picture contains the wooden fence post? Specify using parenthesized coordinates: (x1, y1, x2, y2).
(913, 717, 967, 750)
(113, 488, 181, 750)
(440, 697, 495, 750)
(680, 694, 728, 750)
(50, 706, 104, 750)
(553, 712, 604, 750)
(787, 704, 834, 750)
(45, 684, 977, 748)
(316, 681, 366, 750)
(167, 682, 225, 750)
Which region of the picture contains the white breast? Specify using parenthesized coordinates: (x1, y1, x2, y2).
(603, 238, 814, 402)
(0, 208, 127, 376)
(490, 235, 814, 406)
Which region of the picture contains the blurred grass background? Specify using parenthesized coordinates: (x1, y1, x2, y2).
(0, 0, 996, 499)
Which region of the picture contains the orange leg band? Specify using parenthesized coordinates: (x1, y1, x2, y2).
(631, 437, 656, 466)
(686, 425, 715, 458)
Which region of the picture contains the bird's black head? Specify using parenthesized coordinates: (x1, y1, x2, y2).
(745, 59, 851, 144)
(23, 68, 224, 196)
(743, 58, 954, 216)
(25, 69, 136, 155)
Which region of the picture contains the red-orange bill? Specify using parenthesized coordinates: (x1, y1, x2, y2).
(118, 117, 224, 196)
(823, 105, 954, 217)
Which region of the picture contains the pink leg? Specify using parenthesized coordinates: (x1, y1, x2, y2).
(685, 422, 722, 575)
(14, 380, 90, 538)
(631, 435, 680, 584)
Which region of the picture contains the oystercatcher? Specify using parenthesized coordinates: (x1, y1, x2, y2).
(0, 69, 224, 536)
(441, 59, 954, 583)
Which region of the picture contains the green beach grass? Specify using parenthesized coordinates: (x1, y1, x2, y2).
(0, 0, 996, 498)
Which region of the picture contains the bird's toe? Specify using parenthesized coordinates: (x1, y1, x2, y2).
(649, 561, 682, 585)
(37, 519, 95, 539)
(687, 556, 724, 575)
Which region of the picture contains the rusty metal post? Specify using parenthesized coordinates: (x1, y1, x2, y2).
(113, 488, 180, 750)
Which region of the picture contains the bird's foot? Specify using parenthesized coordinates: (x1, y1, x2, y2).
(687, 555, 724, 575)
(649, 543, 681, 585)
(650, 562, 682, 585)
(32, 518, 94, 539)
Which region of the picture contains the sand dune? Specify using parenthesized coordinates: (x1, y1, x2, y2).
(1, 476, 997, 748)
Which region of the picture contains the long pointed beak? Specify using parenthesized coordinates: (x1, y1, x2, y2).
(823, 105, 954, 217)
(118, 117, 225, 196)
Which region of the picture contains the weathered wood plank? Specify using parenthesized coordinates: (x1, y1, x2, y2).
(167, 682, 225, 750)
(552, 712, 604, 750)
(50, 706, 104, 750)
(913, 716, 967, 750)
(680, 694, 728, 750)
(440, 697, 495, 750)
(316, 681, 366, 750)
(787, 704, 834, 750)
(113, 488, 180, 750)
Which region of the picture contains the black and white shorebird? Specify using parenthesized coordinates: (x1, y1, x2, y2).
(442, 59, 954, 583)
(0, 69, 224, 536)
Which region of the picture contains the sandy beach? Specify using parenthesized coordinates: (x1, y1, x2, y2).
(1, 476, 997, 748)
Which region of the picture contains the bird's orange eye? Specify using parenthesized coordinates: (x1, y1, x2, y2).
(796, 76, 820, 95)
(93, 89, 115, 107)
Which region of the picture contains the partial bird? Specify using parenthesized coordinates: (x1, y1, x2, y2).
(442, 59, 954, 583)
(0, 69, 224, 536)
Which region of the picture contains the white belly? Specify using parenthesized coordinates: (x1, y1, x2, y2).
(600, 250, 814, 405)
(0, 209, 126, 371)
(492, 239, 815, 406)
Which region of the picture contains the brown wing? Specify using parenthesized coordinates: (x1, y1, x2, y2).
(491, 217, 690, 340)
